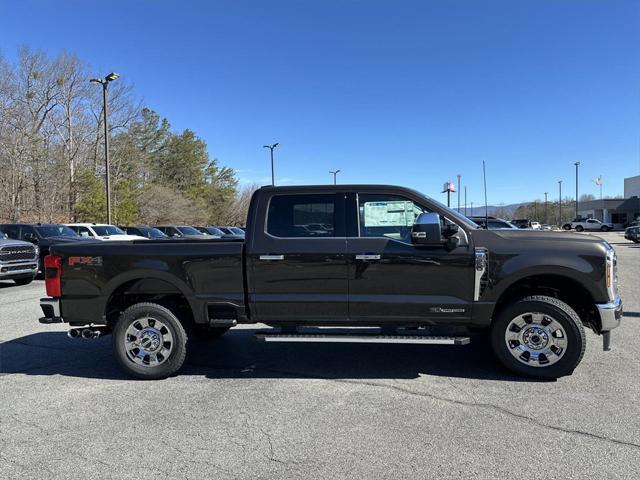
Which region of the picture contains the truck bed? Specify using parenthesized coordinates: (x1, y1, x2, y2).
(50, 239, 245, 326)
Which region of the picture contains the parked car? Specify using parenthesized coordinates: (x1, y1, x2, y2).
(624, 226, 640, 243)
(470, 216, 517, 229)
(0, 228, 39, 285)
(216, 226, 246, 238)
(0, 223, 89, 274)
(155, 225, 216, 240)
(540, 224, 554, 231)
(530, 222, 542, 230)
(39, 184, 621, 381)
(195, 227, 224, 238)
(511, 219, 532, 229)
(65, 223, 147, 241)
(562, 218, 614, 232)
(120, 226, 171, 240)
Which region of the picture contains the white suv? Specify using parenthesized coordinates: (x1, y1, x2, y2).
(65, 224, 147, 241)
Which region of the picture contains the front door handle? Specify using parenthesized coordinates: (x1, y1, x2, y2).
(259, 255, 284, 261)
(355, 254, 381, 260)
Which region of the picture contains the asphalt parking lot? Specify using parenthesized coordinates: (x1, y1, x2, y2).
(0, 231, 638, 479)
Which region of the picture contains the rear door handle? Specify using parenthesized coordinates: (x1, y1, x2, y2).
(355, 254, 381, 260)
(259, 255, 284, 261)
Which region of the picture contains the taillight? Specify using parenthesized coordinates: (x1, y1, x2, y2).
(44, 255, 62, 297)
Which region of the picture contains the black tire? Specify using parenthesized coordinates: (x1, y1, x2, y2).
(575, 225, 584, 232)
(601, 226, 610, 232)
(14, 277, 34, 286)
(562, 224, 572, 230)
(490, 295, 586, 379)
(113, 302, 188, 380)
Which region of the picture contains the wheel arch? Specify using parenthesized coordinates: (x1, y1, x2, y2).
(103, 270, 200, 327)
(491, 273, 602, 332)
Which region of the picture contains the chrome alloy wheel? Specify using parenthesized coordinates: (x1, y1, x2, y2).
(124, 317, 174, 367)
(504, 312, 567, 367)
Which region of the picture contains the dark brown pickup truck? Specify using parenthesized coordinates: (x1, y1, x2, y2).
(39, 184, 622, 380)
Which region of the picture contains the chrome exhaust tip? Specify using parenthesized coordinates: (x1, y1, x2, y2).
(81, 328, 95, 339)
(67, 329, 81, 339)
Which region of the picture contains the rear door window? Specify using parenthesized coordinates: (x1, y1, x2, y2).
(267, 194, 336, 238)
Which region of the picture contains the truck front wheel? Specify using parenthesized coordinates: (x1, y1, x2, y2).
(490, 296, 586, 379)
(113, 302, 188, 380)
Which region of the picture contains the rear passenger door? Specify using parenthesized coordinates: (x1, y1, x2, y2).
(247, 192, 348, 323)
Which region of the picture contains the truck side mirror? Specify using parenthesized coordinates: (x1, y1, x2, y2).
(411, 212, 443, 245)
(23, 232, 37, 243)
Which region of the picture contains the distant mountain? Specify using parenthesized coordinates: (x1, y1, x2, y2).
(465, 202, 527, 218)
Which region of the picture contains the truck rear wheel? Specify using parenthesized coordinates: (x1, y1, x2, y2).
(113, 302, 188, 380)
(490, 296, 586, 379)
(575, 225, 584, 232)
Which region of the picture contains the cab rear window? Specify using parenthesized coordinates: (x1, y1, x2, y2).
(267, 194, 335, 238)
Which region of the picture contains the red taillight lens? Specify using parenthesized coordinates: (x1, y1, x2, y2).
(44, 255, 62, 297)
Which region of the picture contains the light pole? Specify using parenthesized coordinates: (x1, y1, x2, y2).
(457, 174, 461, 212)
(329, 170, 341, 185)
(558, 180, 563, 226)
(470, 201, 474, 216)
(263, 143, 279, 186)
(574, 161, 580, 218)
(464, 186, 467, 217)
(89, 72, 119, 224)
(544, 192, 548, 224)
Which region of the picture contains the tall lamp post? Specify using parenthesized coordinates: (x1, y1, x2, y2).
(574, 161, 580, 218)
(544, 192, 548, 224)
(329, 170, 341, 185)
(263, 143, 279, 186)
(464, 186, 467, 217)
(558, 180, 563, 226)
(89, 72, 119, 224)
(457, 174, 461, 212)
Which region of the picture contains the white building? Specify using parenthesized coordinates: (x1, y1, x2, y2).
(624, 175, 640, 198)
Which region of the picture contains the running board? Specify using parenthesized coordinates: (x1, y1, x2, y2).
(255, 333, 470, 345)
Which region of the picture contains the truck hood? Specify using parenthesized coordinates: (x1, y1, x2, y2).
(488, 229, 606, 245)
(0, 239, 34, 248)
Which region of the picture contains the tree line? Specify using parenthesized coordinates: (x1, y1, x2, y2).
(0, 47, 255, 226)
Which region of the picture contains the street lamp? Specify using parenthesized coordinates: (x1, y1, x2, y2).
(263, 143, 279, 186)
(544, 192, 548, 224)
(329, 170, 341, 185)
(558, 180, 563, 226)
(464, 186, 467, 217)
(574, 161, 580, 218)
(90, 72, 119, 224)
(457, 174, 461, 212)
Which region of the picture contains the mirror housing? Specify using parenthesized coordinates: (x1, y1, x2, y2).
(411, 212, 443, 245)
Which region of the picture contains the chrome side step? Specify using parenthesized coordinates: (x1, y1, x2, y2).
(255, 333, 470, 345)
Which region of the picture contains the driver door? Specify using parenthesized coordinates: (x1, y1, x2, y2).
(346, 192, 475, 324)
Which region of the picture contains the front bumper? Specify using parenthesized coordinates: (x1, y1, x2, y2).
(0, 262, 38, 279)
(39, 297, 63, 324)
(596, 295, 623, 332)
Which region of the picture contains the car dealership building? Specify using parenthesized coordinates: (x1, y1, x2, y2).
(577, 175, 640, 228)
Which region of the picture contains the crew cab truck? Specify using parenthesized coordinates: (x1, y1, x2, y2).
(39, 185, 622, 380)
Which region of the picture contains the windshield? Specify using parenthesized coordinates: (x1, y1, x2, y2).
(93, 225, 126, 236)
(139, 227, 168, 238)
(36, 225, 78, 237)
(204, 227, 224, 236)
(177, 226, 203, 235)
(229, 227, 245, 235)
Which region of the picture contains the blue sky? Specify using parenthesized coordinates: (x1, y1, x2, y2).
(1, 0, 639, 205)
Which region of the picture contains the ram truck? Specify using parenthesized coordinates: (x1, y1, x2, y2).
(38, 185, 623, 380)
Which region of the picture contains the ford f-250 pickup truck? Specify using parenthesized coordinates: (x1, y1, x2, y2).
(38, 185, 623, 380)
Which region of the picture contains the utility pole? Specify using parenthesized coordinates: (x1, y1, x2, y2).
(457, 174, 461, 212)
(534, 200, 537, 221)
(558, 180, 563, 226)
(89, 72, 119, 224)
(329, 170, 341, 185)
(263, 143, 279, 186)
(470, 201, 474, 216)
(574, 161, 580, 218)
(544, 192, 548, 224)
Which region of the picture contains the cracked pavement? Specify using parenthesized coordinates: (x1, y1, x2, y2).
(1, 232, 639, 479)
